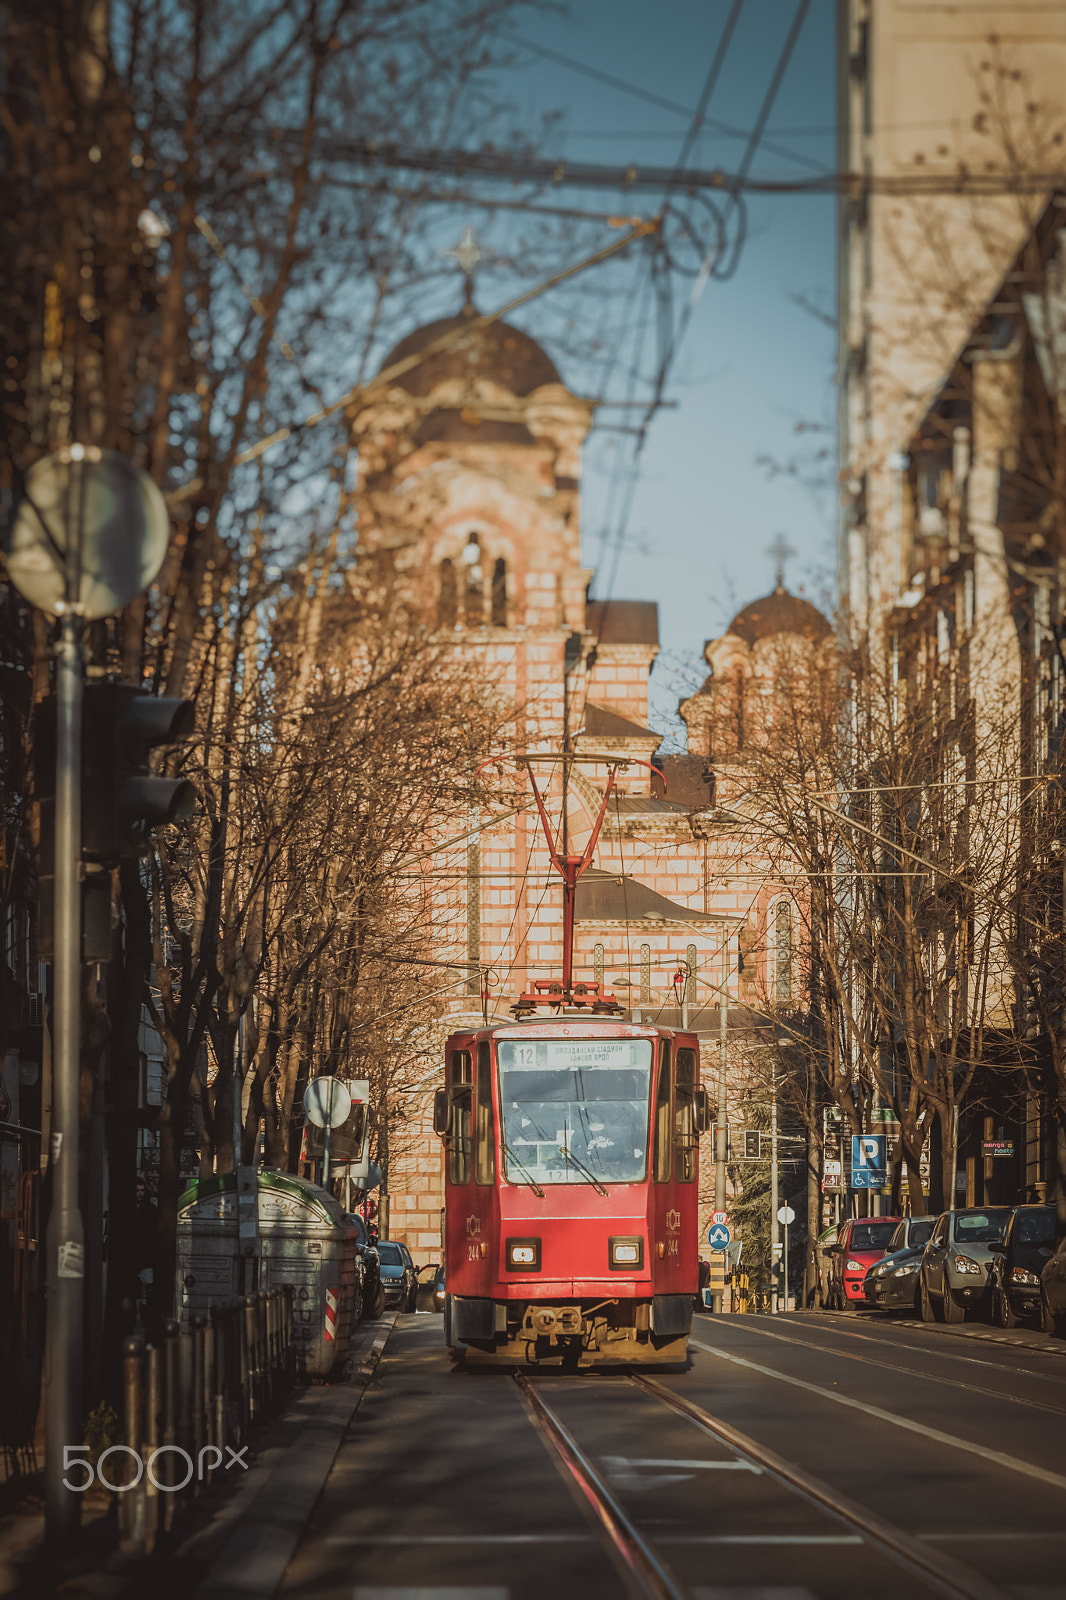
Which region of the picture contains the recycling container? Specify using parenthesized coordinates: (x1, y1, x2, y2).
(176, 1168, 361, 1378)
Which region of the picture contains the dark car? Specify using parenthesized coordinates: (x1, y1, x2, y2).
(827, 1216, 901, 1310)
(376, 1239, 418, 1311)
(920, 1207, 1013, 1323)
(863, 1216, 937, 1312)
(1040, 1230, 1066, 1337)
(346, 1213, 386, 1319)
(988, 1205, 1055, 1328)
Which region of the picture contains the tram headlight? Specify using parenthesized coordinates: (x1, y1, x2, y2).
(609, 1236, 644, 1271)
(506, 1237, 541, 1271)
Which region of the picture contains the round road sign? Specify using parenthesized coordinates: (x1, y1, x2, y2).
(303, 1077, 352, 1129)
(711, 1210, 728, 1227)
(6, 447, 170, 619)
(707, 1223, 731, 1251)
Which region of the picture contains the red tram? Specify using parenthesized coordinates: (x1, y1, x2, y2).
(434, 755, 710, 1368)
(435, 1006, 709, 1367)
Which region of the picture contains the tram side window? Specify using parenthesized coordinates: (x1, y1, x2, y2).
(674, 1048, 697, 1183)
(448, 1051, 472, 1185)
(653, 1041, 673, 1183)
(475, 1041, 496, 1185)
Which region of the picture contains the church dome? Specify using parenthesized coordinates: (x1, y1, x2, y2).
(727, 583, 832, 647)
(379, 306, 562, 397)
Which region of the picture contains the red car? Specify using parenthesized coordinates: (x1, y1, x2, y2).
(828, 1217, 901, 1310)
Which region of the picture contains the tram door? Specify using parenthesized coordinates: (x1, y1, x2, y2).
(446, 1040, 498, 1296)
(650, 1038, 699, 1294)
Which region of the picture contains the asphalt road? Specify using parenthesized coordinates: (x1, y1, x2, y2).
(278, 1309, 1066, 1600)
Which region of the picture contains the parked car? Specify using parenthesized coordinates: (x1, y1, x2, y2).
(1040, 1230, 1066, 1337)
(920, 1207, 1013, 1324)
(376, 1239, 418, 1311)
(827, 1216, 901, 1310)
(346, 1213, 386, 1319)
(988, 1205, 1056, 1328)
(863, 1216, 937, 1312)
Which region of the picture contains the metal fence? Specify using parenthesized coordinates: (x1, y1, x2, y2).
(118, 1286, 294, 1552)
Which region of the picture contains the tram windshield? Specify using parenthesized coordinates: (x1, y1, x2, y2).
(496, 1037, 653, 1185)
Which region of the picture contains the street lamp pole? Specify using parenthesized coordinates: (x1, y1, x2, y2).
(714, 938, 729, 1313)
(771, 1065, 780, 1314)
(45, 607, 85, 1540)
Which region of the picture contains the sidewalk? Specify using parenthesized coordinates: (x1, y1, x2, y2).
(0, 1313, 397, 1600)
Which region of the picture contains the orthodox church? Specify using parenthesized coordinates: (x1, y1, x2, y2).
(349, 289, 832, 1261)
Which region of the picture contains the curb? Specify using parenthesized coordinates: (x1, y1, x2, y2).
(187, 1312, 396, 1600)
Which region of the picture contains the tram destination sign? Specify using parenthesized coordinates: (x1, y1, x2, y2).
(543, 1041, 641, 1067)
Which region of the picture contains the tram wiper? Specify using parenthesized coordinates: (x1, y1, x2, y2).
(502, 1143, 545, 1198)
(560, 1145, 608, 1197)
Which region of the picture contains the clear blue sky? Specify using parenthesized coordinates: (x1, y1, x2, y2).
(481, 0, 839, 738)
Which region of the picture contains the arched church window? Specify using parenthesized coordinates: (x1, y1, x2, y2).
(734, 667, 745, 752)
(491, 558, 507, 627)
(461, 532, 484, 627)
(438, 559, 457, 629)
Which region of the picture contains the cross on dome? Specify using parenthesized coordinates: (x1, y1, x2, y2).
(443, 226, 486, 309)
(767, 533, 796, 592)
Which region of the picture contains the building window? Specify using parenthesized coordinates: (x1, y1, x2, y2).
(491, 558, 507, 626)
(774, 900, 792, 1003)
(462, 532, 484, 627)
(438, 559, 457, 629)
(640, 943, 651, 1005)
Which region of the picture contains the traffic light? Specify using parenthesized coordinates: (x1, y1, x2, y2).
(744, 1129, 761, 1160)
(83, 684, 196, 860)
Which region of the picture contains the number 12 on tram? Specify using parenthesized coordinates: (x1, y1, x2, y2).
(433, 1018, 711, 1368)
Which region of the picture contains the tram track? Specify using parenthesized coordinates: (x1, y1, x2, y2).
(515, 1368, 1014, 1600)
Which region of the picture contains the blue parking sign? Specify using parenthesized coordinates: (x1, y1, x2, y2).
(851, 1133, 886, 1190)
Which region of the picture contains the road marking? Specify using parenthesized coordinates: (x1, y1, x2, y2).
(354, 1590, 510, 1599)
(691, 1339, 1066, 1495)
(601, 1453, 760, 1492)
(614, 1457, 762, 1471)
(803, 1317, 1066, 1388)
(693, 1589, 818, 1599)
(725, 1319, 1066, 1416)
(330, 1535, 591, 1546)
(639, 1376, 1013, 1600)
(662, 1535, 861, 1546)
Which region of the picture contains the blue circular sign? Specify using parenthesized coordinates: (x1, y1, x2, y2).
(707, 1223, 731, 1250)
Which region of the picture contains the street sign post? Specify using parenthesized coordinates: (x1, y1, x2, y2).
(5, 446, 172, 1543)
(850, 1133, 887, 1190)
(303, 1078, 353, 1189)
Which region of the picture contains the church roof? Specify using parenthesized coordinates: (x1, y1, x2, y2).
(575, 868, 731, 925)
(582, 703, 659, 741)
(585, 600, 659, 647)
(379, 307, 561, 397)
(727, 583, 832, 646)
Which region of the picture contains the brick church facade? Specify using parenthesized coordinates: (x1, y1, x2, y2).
(349, 299, 830, 1263)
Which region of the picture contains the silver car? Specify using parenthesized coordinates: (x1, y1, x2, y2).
(920, 1207, 1014, 1324)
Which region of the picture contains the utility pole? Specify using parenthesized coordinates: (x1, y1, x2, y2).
(46, 607, 85, 1540)
(714, 938, 729, 1313)
(770, 1066, 779, 1314)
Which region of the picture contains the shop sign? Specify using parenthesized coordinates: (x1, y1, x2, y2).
(982, 1140, 1014, 1158)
